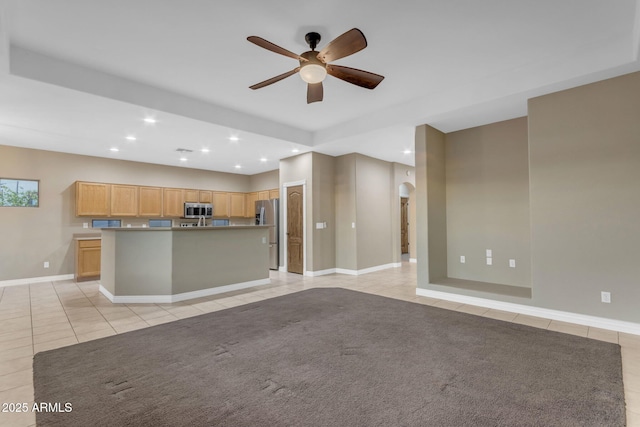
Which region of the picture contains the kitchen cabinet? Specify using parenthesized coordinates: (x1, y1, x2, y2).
(76, 181, 110, 216)
(230, 192, 247, 217)
(183, 189, 199, 203)
(163, 188, 184, 217)
(199, 190, 213, 204)
(212, 191, 230, 217)
(258, 190, 270, 201)
(76, 239, 101, 281)
(244, 192, 257, 218)
(139, 186, 163, 217)
(269, 188, 280, 200)
(110, 184, 138, 217)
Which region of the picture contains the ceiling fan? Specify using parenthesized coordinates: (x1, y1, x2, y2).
(247, 28, 384, 104)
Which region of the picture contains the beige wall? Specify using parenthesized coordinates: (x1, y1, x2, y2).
(416, 71, 640, 323)
(0, 145, 253, 281)
(335, 154, 358, 270)
(311, 153, 336, 272)
(528, 71, 640, 322)
(445, 118, 531, 287)
(249, 169, 279, 192)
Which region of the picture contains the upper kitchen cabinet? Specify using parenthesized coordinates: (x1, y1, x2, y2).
(269, 189, 280, 200)
(212, 192, 229, 217)
(76, 181, 110, 216)
(199, 190, 213, 204)
(230, 192, 247, 218)
(110, 184, 139, 217)
(163, 188, 184, 217)
(139, 186, 163, 217)
(183, 189, 199, 203)
(243, 192, 257, 218)
(257, 190, 270, 201)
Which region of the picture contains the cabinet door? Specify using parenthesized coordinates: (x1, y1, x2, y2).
(139, 186, 163, 217)
(163, 188, 184, 217)
(212, 192, 229, 217)
(199, 190, 213, 204)
(183, 189, 199, 203)
(243, 192, 257, 218)
(111, 184, 139, 217)
(269, 189, 280, 200)
(76, 181, 110, 216)
(258, 190, 269, 201)
(230, 192, 247, 217)
(76, 239, 101, 280)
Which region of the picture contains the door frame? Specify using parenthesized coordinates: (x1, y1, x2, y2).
(281, 180, 306, 275)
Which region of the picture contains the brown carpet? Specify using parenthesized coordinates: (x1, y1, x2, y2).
(33, 288, 626, 426)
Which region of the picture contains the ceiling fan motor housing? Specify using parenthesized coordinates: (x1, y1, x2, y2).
(305, 32, 321, 50)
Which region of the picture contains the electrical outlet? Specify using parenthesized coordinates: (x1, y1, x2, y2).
(601, 291, 611, 303)
(262, 237, 267, 244)
(83, 222, 89, 229)
(351, 222, 355, 229)
(44, 261, 49, 268)
(486, 249, 492, 257)
(509, 259, 516, 268)
(486, 257, 492, 266)
(460, 255, 465, 264)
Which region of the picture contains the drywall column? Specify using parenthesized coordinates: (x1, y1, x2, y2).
(415, 125, 448, 287)
(528, 71, 640, 322)
(311, 153, 336, 272)
(335, 154, 358, 271)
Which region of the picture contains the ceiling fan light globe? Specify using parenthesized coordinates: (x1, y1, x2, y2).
(299, 64, 327, 84)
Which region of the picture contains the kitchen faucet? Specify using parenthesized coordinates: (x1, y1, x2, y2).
(197, 215, 206, 227)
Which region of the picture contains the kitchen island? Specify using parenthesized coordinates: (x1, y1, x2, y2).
(99, 226, 270, 303)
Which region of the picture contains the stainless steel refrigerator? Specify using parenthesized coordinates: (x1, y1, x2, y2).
(255, 199, 279, 270)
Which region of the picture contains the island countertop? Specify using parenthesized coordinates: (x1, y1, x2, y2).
(100, 225, 270, 303)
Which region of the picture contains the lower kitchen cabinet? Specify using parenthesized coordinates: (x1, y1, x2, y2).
(76, 239, 101, 281)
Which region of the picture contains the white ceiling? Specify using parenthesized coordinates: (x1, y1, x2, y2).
(0, 0, 639, 175)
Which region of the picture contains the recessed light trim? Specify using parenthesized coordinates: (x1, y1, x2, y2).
(403, 149, 412, 154)
(179, 157, 188, 162)
(229, 136, 239, 142)
(143, 117, 157, 124)
(201, 148, 210, 153)
(125, 135, 137, 141)
(260, 157, 267, 162)
(110, 147, 119, 152)
(292, 148, 300, 153)
(234, 164, 241, 169)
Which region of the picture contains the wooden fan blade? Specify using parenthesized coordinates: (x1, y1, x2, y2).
(317, 28, 367, 63)
(250, 67, 300, 90)
(247, 36, 306, 61)
(307, 82, 323, 104)
(326, 64, 384, 89)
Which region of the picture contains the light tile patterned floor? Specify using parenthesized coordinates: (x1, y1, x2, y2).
(0, 262, 639, 426)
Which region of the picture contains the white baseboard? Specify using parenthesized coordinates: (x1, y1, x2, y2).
(99, 278, 271, 304)
(305, 268, 336, 277)
(335, 263, 401, 276)
(0, 274, 75, 288)
(417, 288, 640, 336)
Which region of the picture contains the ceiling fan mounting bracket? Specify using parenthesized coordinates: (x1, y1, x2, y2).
(305, 32, 321, 50)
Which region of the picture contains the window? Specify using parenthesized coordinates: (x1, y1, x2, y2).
(0, 178, 39, 207)
(92, 219, 122, 228)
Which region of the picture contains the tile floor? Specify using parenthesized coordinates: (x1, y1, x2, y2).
(1, 262, 639, 426)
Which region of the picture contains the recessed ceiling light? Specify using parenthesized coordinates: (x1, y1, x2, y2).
(229, 136, 239, 142)
(292, 148, 299, 153)
(110, 147, 119, 152)
(201, 148, 210, 153)
(403, 149, 412, 154)
(260, 157, 267, 162)
(234, 164, 241, 169)
(143, 117, 157, 124)
(179, 157, 188, 162)
(125, 135, 136, 141)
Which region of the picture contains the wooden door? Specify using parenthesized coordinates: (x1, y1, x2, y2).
(76, 239, 101, 281)
(163, 188, 183, 217)
(287, 185, 303, 274)
(257, 190, 269, 201)
(401, 197, 409, 254)
(183, 189, 199, 203)
(75, 181, 110, 216)
(110, 184, 138, 217)
(212, 192, 230, 217)
(244, 192, 257, 218)
(199, 190, 213, 203)
(139, 186, 163, 217)
(269, 189, 280, 200)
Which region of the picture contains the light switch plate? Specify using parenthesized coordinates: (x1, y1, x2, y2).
(460, 256, 465, 263)
(601, 291, 611, 303)
(486, 249, 492, 257)
(486, 257, 492, 266)
(83, 223, 88, 229)
(509, 259, 516, 268)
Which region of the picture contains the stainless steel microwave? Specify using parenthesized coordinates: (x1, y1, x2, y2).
(184, 203, 213, 218)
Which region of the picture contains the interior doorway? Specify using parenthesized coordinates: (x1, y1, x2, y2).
(286, 185, 304, 274)
(401, 197, 409, 254)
